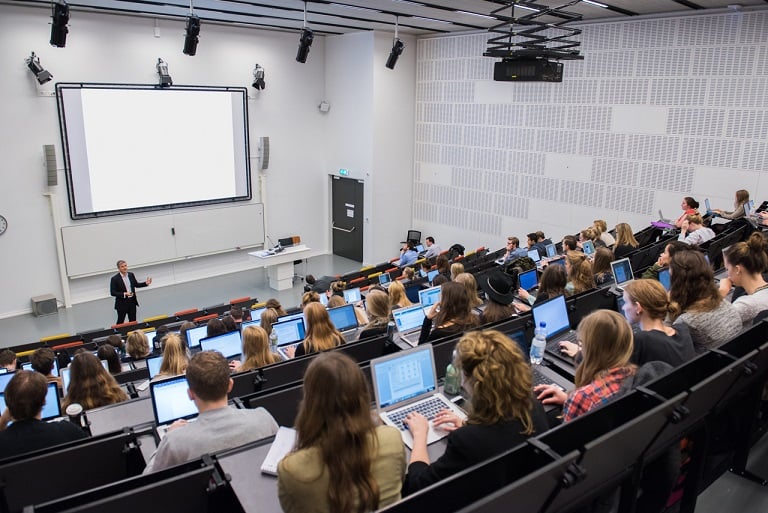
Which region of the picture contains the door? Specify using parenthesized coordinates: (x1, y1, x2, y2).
(331, 176, 364, 262)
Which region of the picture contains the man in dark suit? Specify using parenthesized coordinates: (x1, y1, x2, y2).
(110, 260, 152, 324)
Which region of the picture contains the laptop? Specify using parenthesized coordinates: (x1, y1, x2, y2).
(241, 319, 261, 332)
(199, 330, 243, 361)
(527, 249, 541, 264)
(658, 209, 672, 224)
(0, 372, 15, 394)
(610, 258, 634, 292)
(185, 324, 209, 350)
(532, 294, 578, 361)
(548, 256, 566, 267)
(582, 240, 595, 256)
(278, 311, 305, 324)
(418, 285, 442, 312)
(705, 198, 714, 215)
(370, 344, 466, 449)
(21, 359, 60, 377)
(544, 243, 557, 259)
(415, 244, 425, 253)
(270, 317, 307, 359)
(343, 287, 362, 304)
(391, 304, 427, 347)
(327, 304, 359, 336)
(379, 272, 392, 287)
(658, 268, 671, 292)
(518, 268, 538, 291)
(3, 382, 64, 420)
(318, 292, 329, 306)
(251, 306, 266, 320)
(146, 355, 164, 379)
(427, 269, 439, 284)
(149, 375, 198, 439)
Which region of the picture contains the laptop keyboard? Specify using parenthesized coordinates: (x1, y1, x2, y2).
(387, 397, 446, 431)
(545, 331, 577, 355)
(532, 368, 553, 388)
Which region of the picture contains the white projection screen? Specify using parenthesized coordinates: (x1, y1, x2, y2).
(56, 84, 251, 219)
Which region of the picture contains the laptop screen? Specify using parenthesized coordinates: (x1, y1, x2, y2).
(545, 244, 557, 258)
(185, 325, 209, 349)
(611, 258, 634, 286)
(328, 304, 358, 331)
(318, 293, 328, 306)
(0, 372, 15, 394)
(379, 273, 391, 286)
(150, 375, 198, 426)
(144, 330, 156, 345)
(41, 382, 61, 421)
(251, 306, 266, 320)
(392, 305, 426, 333)
(343, 287, 362, 304)
(549, 257, 566, 267)
(418, 286, 442, 309)
(427, 269, 439, 283)
(271, 318, 306, 346)
(241, 319, 261, 333)
(744, 201, 753, 217)
(658, 268, 671, 291)
(370, 345, 437, 409)
(527, 249, 541, 262)
(200, 331, 242, 359)
(415, 244, 425, 253)
(532, 295, 571, 340)
(705, 198, 712, 212)
(582, 240, 595, 255)
(278, 311, 305, 324)
(21, 359, 60, 377)
(518, 269, 538, 291)
(147, 355, 163, 379)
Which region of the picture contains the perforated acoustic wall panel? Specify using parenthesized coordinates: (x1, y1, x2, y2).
(413, 11, 768, 241)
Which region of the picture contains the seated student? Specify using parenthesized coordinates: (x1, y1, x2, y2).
(592, 247, 614, 286)
(152, 325, 170, 352)
(518, 264, 568, 306)
(561, 235, 578, 253)
(301, 290, 321, 307)
(357, 290, 391, 340)
(621, 280, 696, 367)
(713, 189, 749, 220)
(63, 352, 128, 411)
(593, 219, 615, 246)
(305, 274, 335, 295)
(0, 349, 18, 372)
(580, 227, 606, 249)
(398, 242, 419, 267)
(389, 280, 413, 309)
(96, 344, 123, 375)
(719, 232, 768, 327)
(278, 352, 405, 513)
(450, 262, 464, 281)
(418, 282, 479, 344)
(423, 236, 442, 259)
(435, 255, 451, 281)
(231, 326, 281, 372)
(403, 330, 549, 495)
(144, 351, 278, 473)
(221, 315, 237, 333)
(265, 298, 288, 317)
(503, 236, 528, 264)
(0, 371, 87, 458)
(641, 240, 690, 281)
(478, 272, 518, 324)
(535, 231, 553, 253)
(613, 222, 639, 258)
(152, 333, 189, 381)
(565, 251, 596, 295)
(229, 307, 244, 328)
(678, 214, 715, 246)
(106, 334, 126, 358)
(290, 303, 344, 358)
(260, 308, 279, 337)
(401, 266, 416, 284)
(126, 330, 152, 361)
(30, 347, 63, 386)
(329, 281, 346, 300)
(669, 250, 742, 353)
(454, 272, 483, 309)
(675, 197, 700, 228)
(207, 318, 227, 338)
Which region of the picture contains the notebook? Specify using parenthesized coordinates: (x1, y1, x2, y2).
(370, 344, 466, 449)
(271, 317, 307, 359)
(658, 268, 671, 291)
(532, 294, 577, 360)
(545, 243, 557, 259)
(379, 272, 392, 287)
(199, 330, 243, 360)
(150, 375, 198, 439)
(518, 268, 538, 291)
(391, 304, 427, 347)
(146, 355, 164, 379)
(327, 304, 359, 332)
(610, 258, 634, 292)
(261, 426, 298, 476)
(185, 324, 209, 350)
(418, 285, 442, 312)
(343, 287, 362, 304)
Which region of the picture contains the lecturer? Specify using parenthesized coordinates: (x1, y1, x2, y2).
(110, 260, 152, 324)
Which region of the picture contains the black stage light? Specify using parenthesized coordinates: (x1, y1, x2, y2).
(252, 64, 266, 90)
(156, 58, 172, 87)
(386, 38, 405, 70)
(296, 28, 314, 63)
(50, 1, 70, 48)
(183, 15, 200, 56)
(26, 52, 52, 84)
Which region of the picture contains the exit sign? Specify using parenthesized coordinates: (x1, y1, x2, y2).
(339, 169, 349, 176)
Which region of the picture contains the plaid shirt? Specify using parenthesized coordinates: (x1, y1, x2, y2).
(562, 367, 634, 422)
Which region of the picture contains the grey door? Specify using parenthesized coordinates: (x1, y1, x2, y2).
(331, 176, 364, 262)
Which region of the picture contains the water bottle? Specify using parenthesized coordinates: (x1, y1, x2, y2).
(444, 350, 461, 395)
(530, 321, 547, 365)
(387, 321, 396, 342)
(269, 330, 278, 350)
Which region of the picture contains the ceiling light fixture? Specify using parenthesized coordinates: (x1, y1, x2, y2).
(183, 1, 200, 56)
(50, 0, 70, 48)
(26, 52, 53, 84)
(296, 2, 314, 63)
(386, 16, 405, 70)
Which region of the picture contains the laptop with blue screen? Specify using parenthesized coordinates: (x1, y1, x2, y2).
(343, 287, 362, 304)
(391, 304, 426, 347)
(610, 258, 634, 292)
(200, 330, 243, 361)
(658, 268, 671, 291)
(532, 294, 577, 364)
(370, 344, 466, 449)
(418, 286, 442, 313)
(518, 268, 538, 291)
(379, 273, 392, 287)
(328, 304, 359, 339)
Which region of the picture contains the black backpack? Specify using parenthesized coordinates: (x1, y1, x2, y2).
(448, 243, 465, 260)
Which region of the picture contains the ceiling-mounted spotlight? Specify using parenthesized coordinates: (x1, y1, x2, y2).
(183, 15, 200, 56)
(50, 0, 70, 48)
(296, 28, 314, 63)
(252, 64, 266, 90)
(156, 58, 172, 87)
(386, 16, 405, 70)
(26, 52, 53, 84)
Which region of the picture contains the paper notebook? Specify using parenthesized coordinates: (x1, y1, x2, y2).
(261, 426, 298, 476)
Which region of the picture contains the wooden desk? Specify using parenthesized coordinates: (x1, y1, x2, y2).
(249, 245, 311, 291)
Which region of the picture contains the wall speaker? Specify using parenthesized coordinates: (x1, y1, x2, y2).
(31, 294, 58, 317)
(44, 144, 57, 186)
(259, 136, 270, 170)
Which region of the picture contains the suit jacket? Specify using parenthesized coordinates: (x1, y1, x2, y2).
(110, 272, 147, 310)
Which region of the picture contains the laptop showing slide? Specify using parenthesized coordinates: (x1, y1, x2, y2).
(418, 286, 442, 313)
(370, 344, 466, 449)
(392, 305, 427, 347)
(200, 330, 243, 360)
(610, 258, 634, 292)
(532, 294, 578, 360)
(379, 273, 392, 287)
(185, 324, 209, 350)
(518, 268, 538, 291)
(344, 287, 362, 304)
(150, 375, 198, 439)
(328, 304, 359, 334)
(545, 243, 557, 259)
(427, 269, 439, 284)
(271, 317, 307, 359)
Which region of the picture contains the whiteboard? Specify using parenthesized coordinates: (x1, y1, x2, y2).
(61, 204, 265, 277)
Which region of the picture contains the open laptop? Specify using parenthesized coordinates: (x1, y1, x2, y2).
(278, 311, 305, 324)
(658, 209, 672, 224)
(146, 355, 164, 379)
(271, 317, 306, 359)
(185, 324, 209, 351)
(379, 272, 392, 288)
(518, 268, 538, 291)
(532, 294, 578, 361)
(149, 375, 198, 439)
(343, 287, 362, 304)
(391, 304, 427, 347)
(2, 382, 64, 421)
(582, 240, 595, 257)
(327, 304, 359, 340)
(544, 243, 557, 259)
(251, 306, 266, 320)
(427, 269, 439, 284)
(415, 244, 425, 253)
(658, 268, 671, 292)
(318, 292, 329, 306)
(418, 285, 442, 313)
(610, 258, 634, 292)
(241, 319, 261, 332)
(370, 344, 466, 449)
(0, 372, 15, 395)
(705, 198, 714, 215)
(527, 249, 541, 265)
(21, 359, 60, 377)
(199, 330, 242, 361)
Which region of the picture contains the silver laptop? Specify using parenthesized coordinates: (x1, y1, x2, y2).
(271, 317, 307, 359)
(418, 285, 442, 313)
(658, 209, 671, 223)
(370, 344, 466, 449)
(200, 330, 243, 361)
(378, 272, 392, 288)
(610, 257, 634, 292)
(391, 304, 426, 347)
(343, 287, 362, 304)
(327, 304, 360, 341)
(149, 374, 198, 439)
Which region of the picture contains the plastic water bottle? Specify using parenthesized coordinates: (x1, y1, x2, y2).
(444, 350, 461, 395)
(530, 322, 547, 365)
(269, 330, 278, 350)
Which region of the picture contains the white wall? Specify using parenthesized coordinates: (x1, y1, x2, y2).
(0, 5, 330, 317)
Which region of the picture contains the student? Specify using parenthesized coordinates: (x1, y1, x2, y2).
(450, 262, 464, 281)
(265, 298, 288, 316)
(719, 232, 768, 327)
(30, 347, 64, 385)
(641, 240, 690, 281)
(398, 241, 419, 267)
(63, 351, 129, 411)
(278, 352, 405, 513)
(389, 280, 413, 309)
(454, 272, 483, 309)
(592, 247, 614, 286)
(561, 235, 578, 253)
(565, 251, 595, 295)
(418, 282, 479, 344)
(206, 318, 227, 338)
(678, 214, 715, 246)
(503, 236, 528, 263)
(0, 349, 18, 372)
(301, 290, 321, 307)
(144, 351, 278, 473)
(260, 308, 279, 336)
(675, 197, 700, 228)
(96, 344, 123, 375)
(518, 264, 568, 306)
(231, 325, 281, 372)
(478, 272, 518, 324)
(357, 290, 391, 340)
(593, 219, 615, 246)
(613, 223, 639, 258)
(403, 330, 549, 494)
(423, 236, 441, 259)
(291, 302, 344, 358)
(152, 333, 189, 381)
(126, 330, 151, 360)
(713, 189, 749, 220)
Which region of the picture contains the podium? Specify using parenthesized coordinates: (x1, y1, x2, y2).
(249, 244, 311, 291)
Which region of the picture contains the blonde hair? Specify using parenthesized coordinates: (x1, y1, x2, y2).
(301, 291, 321, 307)
(686, 214, 704, 226)
(158, 333, 189, 377)
(615, 223, 638, 248)
(566, 251, 595, 294)
(593, 220, 608, 234)
(328, 295, 346, 308)
(240, 326, 280, 370)
(454, 273, 482, 308)
(126, 330, 150, 359)
(303, 302, 343, 353)
(575, 310, 634, 388)
(450, 262, 465, 281)
(623, 280, 673, 321)
(260, 308, 279, 335)
(388, 281, 412, 308)
(363, 290, 390, 329)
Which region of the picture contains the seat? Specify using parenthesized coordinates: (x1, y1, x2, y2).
(40, 333, 75, 343)
(406, 230, 421, 245)
(192, 313, 218, 323)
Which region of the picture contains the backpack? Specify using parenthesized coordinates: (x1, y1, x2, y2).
(448, 243, 465, 260)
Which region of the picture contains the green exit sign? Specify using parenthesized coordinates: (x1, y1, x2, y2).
(339, 169, 349, 176)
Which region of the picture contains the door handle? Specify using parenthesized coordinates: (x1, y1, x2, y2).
(332, 223, 356, 233)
